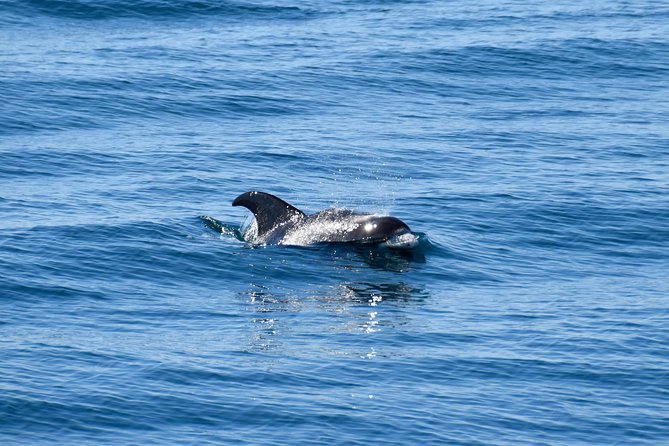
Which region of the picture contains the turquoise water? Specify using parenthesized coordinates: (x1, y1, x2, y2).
(1, 1, 668, 444)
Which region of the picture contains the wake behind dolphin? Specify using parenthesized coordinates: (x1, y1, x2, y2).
(203, 191, 419, 249)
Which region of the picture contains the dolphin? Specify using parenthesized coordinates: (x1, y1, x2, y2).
(230, 191, 419, 249)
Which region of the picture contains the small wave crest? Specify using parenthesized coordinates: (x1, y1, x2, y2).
(200, 215, 246, 241)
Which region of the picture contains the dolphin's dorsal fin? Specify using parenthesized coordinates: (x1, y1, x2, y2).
(232, 191, 305, 236)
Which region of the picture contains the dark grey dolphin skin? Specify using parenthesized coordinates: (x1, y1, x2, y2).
(232, 191, 418, 249)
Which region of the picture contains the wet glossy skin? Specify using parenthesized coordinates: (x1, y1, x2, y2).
(276, 210, 413, 246)
(233, 192, 417, 249)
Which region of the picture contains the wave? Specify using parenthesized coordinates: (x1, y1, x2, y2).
(4, 0, 312, 21)
(389, 38, 669, 81)
(0, 74, 313, 135)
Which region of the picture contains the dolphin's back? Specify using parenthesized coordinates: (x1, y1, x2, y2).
(231, 191, 416, 248)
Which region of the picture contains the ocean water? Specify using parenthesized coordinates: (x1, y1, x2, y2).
(1, 0, 669, 444)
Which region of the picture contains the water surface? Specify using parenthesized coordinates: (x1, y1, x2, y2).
(1, 0, 668, 444)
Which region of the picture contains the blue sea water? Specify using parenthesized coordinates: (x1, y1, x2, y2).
(1, 0, 669, 444)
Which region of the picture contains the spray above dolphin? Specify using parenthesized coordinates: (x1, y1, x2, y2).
(219, 191, 419, 249)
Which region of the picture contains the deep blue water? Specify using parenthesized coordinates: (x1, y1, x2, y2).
(2, 0, 669, 444)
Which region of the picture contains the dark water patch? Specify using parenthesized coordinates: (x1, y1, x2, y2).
(393, 38, 669, 80)
(0, 220, 240, 298)
(0, 395, 163, 435)
(0, 149, 122, 178)
(4, 342, 143, 367)
(0, 278, 109, 303)
(417, 193, 669, 283)
(9, 0, 312, 21)
(144, 361, 362, 390)
(0, 75, 313, 134)
(424, 6, 669, 30)
(0, 110, 101, 135)
(514, 202, 669, 251)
